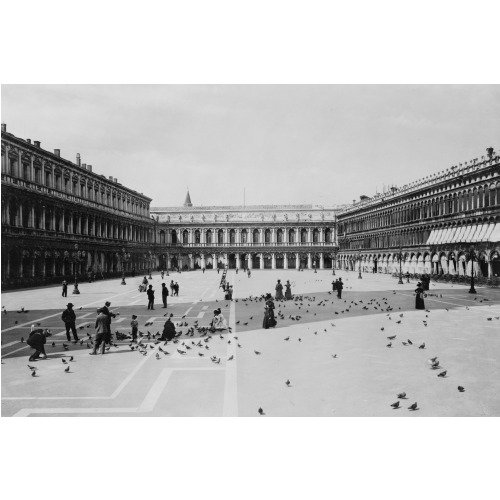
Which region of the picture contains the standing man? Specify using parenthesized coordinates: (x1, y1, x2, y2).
(332, 279, 338, 294)
(90, 308, 110, 355)
(101, 301, 116, 347)
(161, 282, 169, 308)
(147, 285, 155, 310)
(337, 277, 343, 299)
(62, 303, 78, 343)
(62, 280, 68, 297)
(174, 282, 180, 296)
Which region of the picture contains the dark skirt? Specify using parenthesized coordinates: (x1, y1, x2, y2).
(415, 294, 425, 310)
(263, 310, 277, 329)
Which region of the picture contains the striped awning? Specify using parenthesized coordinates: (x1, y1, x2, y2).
(427, 223, 500, 245)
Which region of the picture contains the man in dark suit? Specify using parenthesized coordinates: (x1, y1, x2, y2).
(61, 303, 78, 342)
(161, 283, 169, 308)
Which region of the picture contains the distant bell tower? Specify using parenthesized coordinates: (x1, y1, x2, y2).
(184, 189, 192, 207)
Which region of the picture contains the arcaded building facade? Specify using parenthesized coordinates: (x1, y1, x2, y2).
(337, 149, 500, 279)
(150, 193, 339, 271)
(1, 124, 154, 289)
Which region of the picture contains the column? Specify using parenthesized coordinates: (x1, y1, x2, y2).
(272, 228, 276, 245)
(167, 255, 172, 269)
(235, 252, 240, 269)
(296, 253, 300, 269)
(271, 253, 276, 269)
(41, 206, 46, 231)
(307, 252, 312, 269)
(189, 254, 194, 270)
(284, 253, 288, 269)
(213, 253, 217, 270)
(260, 228, 264, 244)
(224, 253, 228, 267)
(320, 253, 324, 270)
(17, 203, 23, 227)
(201, 254, 206, 269)
(308, 227, 312, 246)
(248, 255, 253, 270)
(29, 204, 35, 228)
(260, 253, 264, 269)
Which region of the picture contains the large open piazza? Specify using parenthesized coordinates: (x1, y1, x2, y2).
(2, 270, 499, 417)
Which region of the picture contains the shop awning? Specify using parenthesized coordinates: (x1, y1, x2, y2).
(488, 223, 500, 243)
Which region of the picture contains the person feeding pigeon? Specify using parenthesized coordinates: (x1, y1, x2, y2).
(210, 308, 228, 331)
(90, 308, 110, 355)
(27, 325, 52, 361)
(160, 314, 177, 341)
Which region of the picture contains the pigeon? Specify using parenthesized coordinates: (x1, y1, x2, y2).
(418, 343, 426, 349)
(397, 392, 406, 399)
(429, 356, 438, 363)
(331, 354, 337, 358)
(258, 407, 264, 415)
(28, 365, 37, 371)
(284, 336, 290, 341)
(52, 342, 56, 347)
(198, 352, 204, 357)
(64, 366, 70, 372)
(156, 353, 160, 360)
(177, 349, 186, 355)
(63, 345, 69, 351)
(387, 335, 396, 340)
(408, 402, 418, 411)
(62, 359, 68, 364)
(228, 355, 234, 361)
(431, 360, 440, 369)
(386, 342, 392, 348)
(438, 371, 447, 377)
(254, 350, 261, 355)
(286, 379, 291, 387)
(458, 386, 465, 392)
(390, 401, 400, 409)
(402, 342, 408, 346)
(31, 371, 37, 377)
(380, 327, 384, 331)
(407, 339, 413, 345)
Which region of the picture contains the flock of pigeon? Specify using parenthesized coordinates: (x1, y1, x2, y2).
(8, 282, 500, 416)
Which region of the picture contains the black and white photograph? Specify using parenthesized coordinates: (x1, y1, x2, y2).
(1, 2, 499, 500)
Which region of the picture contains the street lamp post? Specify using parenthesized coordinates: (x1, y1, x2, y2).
(332, 251, 336, 275)
(71, 244, 85, 294)
(358, 249, 362, 279)
(118, 248, 131, 285)
(468, 245, 477, 294)
(398, 246, 404, 284)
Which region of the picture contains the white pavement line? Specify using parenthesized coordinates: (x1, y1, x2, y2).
(397, 292, 498, 309)
(128, 300, 143, 305)
(223, 299, 238, 417)
(139, 368, 173, 411)
(202, 306, 208, 310)
(114, 317, 126, 323)
(109, 351, 153, 399)
(2, 340, 21, 348)
(77, 312, 93, 319)
(184, 307, 193, 316)
(11, 367, 224, 416)
(1, 288, 135, 334)
(196, 312, 206, 319)
(2, 322, 92, 358)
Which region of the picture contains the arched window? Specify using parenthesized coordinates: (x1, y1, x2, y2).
(171, 230, 178, 244)
(241, 229, 247, 244)
(160, 231, 166, 244)
(253, 229, 260, 244)
(265, 229, 271, 244)
(230, 229, 235, 244)
(313, 228, 319, 243)
(183, 230, 189, 244)
(195, 230, 200, 244)
(218, 229, 224, 244)
(277, 229, 283, 243)
(325, 228, 331, 243)
(206, 230, 212, 244)
(301, 228, 307, 243)
(289, 229, 295, 243)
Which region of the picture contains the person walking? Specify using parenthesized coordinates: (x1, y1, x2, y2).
(170, 280, 175, 296)
(275, 279, 284, 300)
(61, 280, 68, 297)
(147, 285, 155, 310)
(332, 279, 338, 294)
(174, 282, 179, 296)
(130, 314, 139, 342)
(90, 308, 110, 355)
(62, 303, 78, 343)
(337, 278, 343, 299)
(160, 270, 165, 280)
(415, 282, 425, 310)
(27, 326, 51, 361)
(285, 280, 293, 300)
(161, 283, 169, 308)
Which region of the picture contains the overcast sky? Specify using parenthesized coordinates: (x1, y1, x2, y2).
(2, 85, 499, 208)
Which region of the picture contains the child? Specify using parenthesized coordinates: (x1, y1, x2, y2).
(130, 315, 138, 342)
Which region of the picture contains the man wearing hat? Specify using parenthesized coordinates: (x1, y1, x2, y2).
(161, 282, 169, 308)
(27, 326, 52, 361)
(101, 301, 116, 347)
(61, 303, 78, 343)
(90, 308, 110, 355)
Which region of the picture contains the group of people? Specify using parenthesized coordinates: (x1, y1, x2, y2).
(332, 278, 344, 298)
(274, 279, 293, 300)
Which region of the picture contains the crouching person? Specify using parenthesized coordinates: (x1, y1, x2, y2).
(160, 314, 177, 341)
(90, 307, 110, 355)
(27, 326, 52, 361)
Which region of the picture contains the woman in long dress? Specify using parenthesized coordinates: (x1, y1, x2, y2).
(284, 280, 293, 300)
(263, 293, 277, 329)
(415, 282, 425, 310)
(275, 280, 284, 300)
(211, 308, 228, 331)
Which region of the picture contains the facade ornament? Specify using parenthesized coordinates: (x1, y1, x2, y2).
(190, 215, 194, 223)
